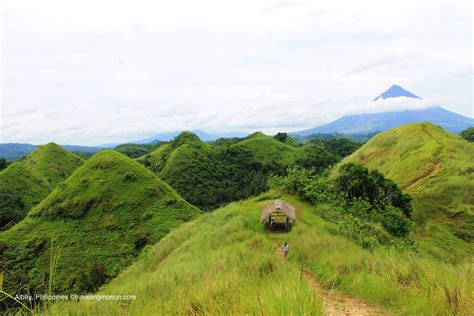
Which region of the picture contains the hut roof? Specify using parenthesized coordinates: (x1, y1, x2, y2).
(259, 199, 296, 223)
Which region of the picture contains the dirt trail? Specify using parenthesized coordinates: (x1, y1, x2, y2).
(404, 162, 442, 190)
(302, 269, 388, 316)
(272, 242, 388, 316)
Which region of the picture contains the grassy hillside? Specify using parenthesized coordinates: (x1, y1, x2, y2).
(0, 163, 52, 230)
(139, 132, 337, 209)
(0, 144, 84, 230)
(231, 132, 310, 166)
(0, 150, 199, 302)
(138, 132, 230, 208)
(341, 122, 474, 257)
(20, 142, 84, 186)
(45, 194, 472, 315)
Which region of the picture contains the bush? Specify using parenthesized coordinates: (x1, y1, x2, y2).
(335, 163, 412, 217)
(123, 171, 138, 181)
(271, 164, 414, 241)
(460, 127, 474, 142)
(268, 168, 316, 195)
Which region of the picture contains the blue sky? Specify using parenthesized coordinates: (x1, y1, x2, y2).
(0, 0, 472, 145)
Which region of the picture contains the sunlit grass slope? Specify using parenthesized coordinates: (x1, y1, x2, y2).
(20, 142, 84, 186)
(46, 195, 321, 315)
(341, 122, 474, 258)
(46, 194, 472, 315)
(0, 143, 84, 230)
(0, 150, 200, 296)
(231, 132, 318, 166)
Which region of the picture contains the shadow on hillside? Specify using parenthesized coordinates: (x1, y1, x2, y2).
(264, 223, 293, 233)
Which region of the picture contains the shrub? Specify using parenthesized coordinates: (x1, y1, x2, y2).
(335, 163, 412, 217)
(271, 164, 414, 240)
(123, 171, 138, 181)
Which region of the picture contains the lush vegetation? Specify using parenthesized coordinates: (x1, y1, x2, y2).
(19, 143, 84, 186)
(0, 150, 199, 310)
(460, 127, 474, 142)
(294, 131, 378, 144)
(72, 151, 96, 160)
(44, 195, 472, 315)
(0, 163, 52, 230)
(342, 122, 474, 259)
(114, 143, 161, 158)
(309, 138, 361, 158)
(139, 132, 338, 209)
(0, 158, 9, 171)
(1, 123, 472, 315)
(0, 144, 84, 230)
(273, 132, 301, 147)
(270, 164, 413, 247)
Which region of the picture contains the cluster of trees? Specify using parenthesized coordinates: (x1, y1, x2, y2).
(270, 163, 413, 248)
(155, 145, 287, 210)
(140, 132, 339, 210)
(460, 127, 474, 142)
(0, 190, 25, 230)
(296, 131, 378, 143)
(0, 158, 9, 171)
(309, 138, 361, 158)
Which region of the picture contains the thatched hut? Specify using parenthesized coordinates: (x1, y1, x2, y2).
(260, 199, 296, 231)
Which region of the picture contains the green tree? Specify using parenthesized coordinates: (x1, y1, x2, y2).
(335, 163, 412, 217)
(0, 158, 8, 171)
(460, 127, 474, 142)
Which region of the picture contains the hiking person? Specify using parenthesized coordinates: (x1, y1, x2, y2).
(282, 242, 289, 258)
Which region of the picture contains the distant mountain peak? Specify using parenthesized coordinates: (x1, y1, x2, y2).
(374, 85, 422, 101)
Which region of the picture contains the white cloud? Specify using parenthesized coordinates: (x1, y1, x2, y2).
(0, 0, 472, 145)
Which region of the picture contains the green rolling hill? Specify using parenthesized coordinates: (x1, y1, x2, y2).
(139, 132, 338, 209)
(45, 195, 472, 315)
(0, 150, 200, 298)
(0, 143, 84, 230)
(2, 124, 472, 315)
(19, 142, 84, 186)
(230, 132, 308, 166)
(340, 122, 474, 257)
(0, 163, 52, 230)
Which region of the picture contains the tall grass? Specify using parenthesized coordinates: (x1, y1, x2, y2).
(48, 238, 64, 296)
(45, 201, 322, 315)
(43, 195, 472, 315)
(286, 202, 473, 315)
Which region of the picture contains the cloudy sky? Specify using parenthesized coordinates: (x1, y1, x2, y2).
(0, 0, 472, 145)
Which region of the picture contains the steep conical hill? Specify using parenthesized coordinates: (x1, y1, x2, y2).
(139, 131, 214, 175)
(140, 132, 246, 208)
(0, 150, 200, 296)
(139, 132, 338, 209)
(231, 133, 303, 166)
(0, 163, 52, 230)
(342, 122, 473, 188)
(341, 122, 474, 250)
(0, 144, 84, 230)
(20, 142, 84, 185)
(231, 132, 337, 169)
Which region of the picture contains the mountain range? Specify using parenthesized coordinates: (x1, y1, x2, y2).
(292, 85, 473, 136)
(1, 85, 472, 160)
(0, 131, 248, 160)
(292, 106, 474, 135)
